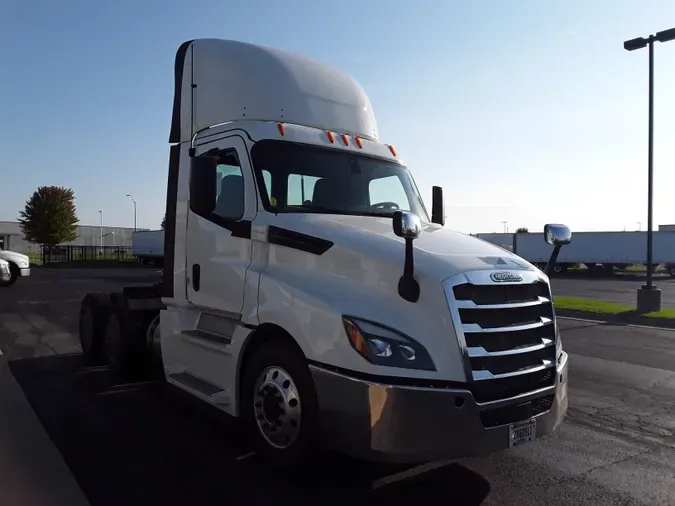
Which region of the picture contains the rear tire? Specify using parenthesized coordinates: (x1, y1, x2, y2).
(241, 339, 322, 473)
(79, 293, 111, 365)
(104, 293, 148, 381)
(552, 264, 566, 274)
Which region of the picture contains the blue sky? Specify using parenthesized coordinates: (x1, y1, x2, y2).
(1, 0, 674, 234)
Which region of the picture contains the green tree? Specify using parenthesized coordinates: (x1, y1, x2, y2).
(161, 214, 166, 230)
(18, 186, 79, 246)
(516, 227, 529, 233)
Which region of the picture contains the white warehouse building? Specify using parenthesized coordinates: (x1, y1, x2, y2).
(0, 221, 146, 254)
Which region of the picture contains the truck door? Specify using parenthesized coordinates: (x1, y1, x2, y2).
(186, 134, 256, 318)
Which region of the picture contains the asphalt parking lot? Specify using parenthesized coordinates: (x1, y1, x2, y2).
(1, 268, 675, 505)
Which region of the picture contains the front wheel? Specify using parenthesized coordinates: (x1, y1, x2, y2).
(0, 264, 20, 286)
(241, 340, 321, 471)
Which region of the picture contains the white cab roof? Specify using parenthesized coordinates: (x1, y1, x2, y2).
(169, 39, 379, 144)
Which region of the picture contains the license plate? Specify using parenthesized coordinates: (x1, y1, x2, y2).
(509, 419, 536, 448)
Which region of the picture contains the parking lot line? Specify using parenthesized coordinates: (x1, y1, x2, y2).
(370, 460, 452, 490)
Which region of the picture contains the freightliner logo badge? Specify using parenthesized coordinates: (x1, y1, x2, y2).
(490, 271, 523, 282)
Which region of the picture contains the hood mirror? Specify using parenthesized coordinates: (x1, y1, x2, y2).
(544, 224, 572, 246)
(543, 223, 572, 276)
(393, 211, 421, 303)
(393, 211, 422, 239)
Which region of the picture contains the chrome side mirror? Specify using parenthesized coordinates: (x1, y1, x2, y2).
(544, 224, 572, 246)
(393, 211, 422, 240)
(543, 223, 572, 277)
(392, 211, 421, 303)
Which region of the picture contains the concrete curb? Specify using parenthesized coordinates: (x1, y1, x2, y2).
(556, 309, 675, 330)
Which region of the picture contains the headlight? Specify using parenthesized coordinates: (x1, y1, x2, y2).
(342, 316, 436, 371)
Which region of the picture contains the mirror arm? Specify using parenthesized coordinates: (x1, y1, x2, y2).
(398, 238, 420, 303)
(544, 244, 563, 277)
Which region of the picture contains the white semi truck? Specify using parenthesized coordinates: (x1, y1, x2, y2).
(477, 231, 675, 275)
(0, 250, 30, 286)
(77, 39, 571, 469)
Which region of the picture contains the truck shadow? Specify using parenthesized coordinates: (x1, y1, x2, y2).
(9, 354, 491, 506)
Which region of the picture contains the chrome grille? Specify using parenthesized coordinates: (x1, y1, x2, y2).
(443, 269, 557, 403)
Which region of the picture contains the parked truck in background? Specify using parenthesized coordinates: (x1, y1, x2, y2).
(77, 39, 571, 470)
(477, 231, 675, 276)
(131, 230, 165, 266)
(0, 249, 30, 286)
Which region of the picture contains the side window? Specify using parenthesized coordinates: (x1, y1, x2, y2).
(213, 151, 245, 220)
(287, 174, 320, 206)
(369, 175, 411, 210)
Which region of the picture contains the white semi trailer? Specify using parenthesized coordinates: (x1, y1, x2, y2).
(477, 231, 675, 275)
(77, 39, 572, 469)
(131, 230, 165, 266)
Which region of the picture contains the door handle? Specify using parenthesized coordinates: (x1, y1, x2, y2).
(192, 264, 201, 292)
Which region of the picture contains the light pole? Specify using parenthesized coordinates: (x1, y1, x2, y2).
(126, 194, 137, 231)
(624, 26, 675, 312)
(502, 221, 508, 233)
(99, 210, 103, 253)
(637, 222, 642, 231)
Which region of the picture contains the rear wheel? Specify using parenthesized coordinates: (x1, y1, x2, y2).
(79, 293, 111, 365)
(104, 293, 149, 381)
(241, 340, 321, 472)
(552, 264, 566, 274)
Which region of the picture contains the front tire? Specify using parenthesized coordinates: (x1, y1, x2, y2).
(0, 263, 20, 286)
(241, 340, 321, 471)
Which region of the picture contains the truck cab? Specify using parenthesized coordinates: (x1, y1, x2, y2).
(79, 39, 570, 469)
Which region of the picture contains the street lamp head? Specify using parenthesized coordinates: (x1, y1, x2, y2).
(624, 37, 648, 51)
(656, 27, 675, 43)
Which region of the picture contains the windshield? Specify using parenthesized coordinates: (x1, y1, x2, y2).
(250, 140, 429, 220)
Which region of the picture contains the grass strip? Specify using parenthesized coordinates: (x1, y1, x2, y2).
(554, 296, 675, 319)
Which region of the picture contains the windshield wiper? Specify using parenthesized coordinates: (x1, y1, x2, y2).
(292, 205, 393, 218)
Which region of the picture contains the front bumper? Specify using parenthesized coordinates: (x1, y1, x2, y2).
(19, 267, 31, 277)
(0, 271, 10, 283)
(310, 351, 568, 463)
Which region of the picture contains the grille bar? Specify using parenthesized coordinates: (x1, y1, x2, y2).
(472, 360, 554, 381)
(462, 317, 552, 334)
(455, 296, 550, 310)
(468, 338, 554, 357)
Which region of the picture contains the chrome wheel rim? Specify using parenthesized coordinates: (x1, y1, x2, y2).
(253, 366, 301, 449)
